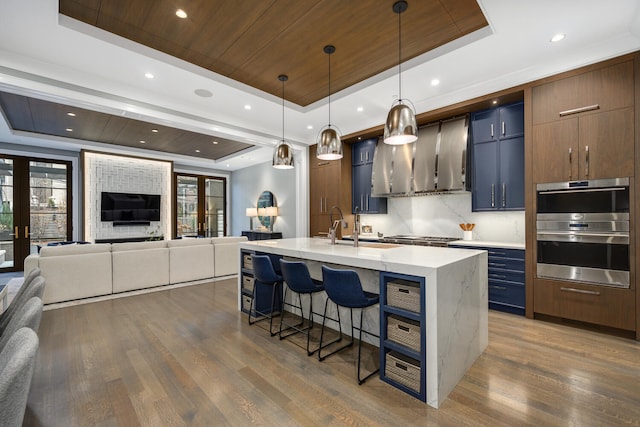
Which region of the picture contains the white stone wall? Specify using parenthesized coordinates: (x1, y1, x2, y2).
(83, 152, 172, 242)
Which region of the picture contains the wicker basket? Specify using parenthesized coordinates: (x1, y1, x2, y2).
(243, 254, 253, 270)
(385, 351, 421, 393)
(242, 274, 255, 292)
(387, 280, 420, 313)
(387, 315, 420, 352)
(241, 295, 252, 312)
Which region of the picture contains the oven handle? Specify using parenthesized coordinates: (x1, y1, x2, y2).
(537, 187, 627, 195)
(536, 231, 629, 244)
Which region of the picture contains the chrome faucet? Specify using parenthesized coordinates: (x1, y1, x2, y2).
(328, 206, 347, 245)
(353, 206, 361, 247)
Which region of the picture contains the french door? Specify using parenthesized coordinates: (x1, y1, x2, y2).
(174, 174, 226, 238)
(0, 155, 72, 271)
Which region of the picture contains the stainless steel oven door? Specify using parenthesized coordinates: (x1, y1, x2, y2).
(536, 231, 630, 288)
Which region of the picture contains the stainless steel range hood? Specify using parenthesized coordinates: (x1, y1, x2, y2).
(371, 116, 468, 196)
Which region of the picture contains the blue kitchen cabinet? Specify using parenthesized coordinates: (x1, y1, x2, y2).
(450, 244, 525, 316)
(471, 102, 524, 211)
(352, 139, 387, 214)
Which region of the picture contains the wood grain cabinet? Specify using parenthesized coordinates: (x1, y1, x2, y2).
(309, 144, 352, 237)
(531, 60, 635, 183)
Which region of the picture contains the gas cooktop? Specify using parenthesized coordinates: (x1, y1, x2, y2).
(379, 235, 458, 247)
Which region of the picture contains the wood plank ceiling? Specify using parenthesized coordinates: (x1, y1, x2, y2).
(60, 0, 488, 106)
(0, 92, 252, 161)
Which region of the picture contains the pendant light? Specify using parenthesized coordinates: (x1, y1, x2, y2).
(316, 45, 343, 160)
(272, 74, 294, 169)
(384, 0, 417, 145)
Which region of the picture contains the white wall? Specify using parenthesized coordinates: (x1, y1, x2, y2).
(359, 192, 525, 243)
(231, 160, 299, 238)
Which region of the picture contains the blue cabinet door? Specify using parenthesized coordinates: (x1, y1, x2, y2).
(470, 109, 497, 144)
(499, 136, 525, 209)
(499, 102, 524, 139)
(352, 138, 377, 165)
(472, 140, 498, 211)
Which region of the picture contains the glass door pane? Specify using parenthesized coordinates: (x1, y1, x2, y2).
(29, 161, 69, 253)
(0, 159, 15, 270)
(204, 178, 225, 237)
(176, 175, 199, 237)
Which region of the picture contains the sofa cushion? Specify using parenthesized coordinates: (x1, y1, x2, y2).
(169, 242, 215, 284)
(211, 236, 247, 245)
(112, 247, 170, 293)
(111, 240, 167, 252)
(39, 243, 111, 257)
(167, 238, 212, 248)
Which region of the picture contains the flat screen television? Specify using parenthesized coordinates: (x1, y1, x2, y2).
(101, 192, 161, 225)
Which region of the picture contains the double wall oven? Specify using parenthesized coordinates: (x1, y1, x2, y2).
(536, 177, 630, 288)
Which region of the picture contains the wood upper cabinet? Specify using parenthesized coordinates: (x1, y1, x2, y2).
(532, 60, 635, 183)
(309, 144, 352, 237)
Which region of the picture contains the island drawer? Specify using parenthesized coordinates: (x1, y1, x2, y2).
(387, 315, 420, 352)
(387, 280, 420, 313)
(488, 281, 525, 307)
(242, 274, 255, 292)
(385, 351, 421, 393)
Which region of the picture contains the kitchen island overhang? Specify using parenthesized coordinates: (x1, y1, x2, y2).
(238, 237, 488, 408)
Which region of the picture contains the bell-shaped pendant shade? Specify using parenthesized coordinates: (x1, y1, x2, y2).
(272, 139, 294, 169)
(384, 101, 417, 145)
(316, 126, 343, 160)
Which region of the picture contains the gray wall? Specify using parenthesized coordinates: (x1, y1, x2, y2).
(231, 161, 297, 237)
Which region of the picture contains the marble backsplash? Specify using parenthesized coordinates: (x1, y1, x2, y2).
(359, 192, 525, 243)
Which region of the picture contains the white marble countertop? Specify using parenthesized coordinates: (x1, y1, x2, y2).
(448, 240, 525, 250)
(240, 237, 485, 277)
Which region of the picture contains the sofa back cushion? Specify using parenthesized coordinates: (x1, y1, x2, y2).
(211, 236, 248, 245)
(39, 243, 111, 257)
(167, 238, 213, 248)
(111, 240, 167, 252)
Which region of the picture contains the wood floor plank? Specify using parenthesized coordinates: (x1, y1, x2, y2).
(24, 278, 640, 427)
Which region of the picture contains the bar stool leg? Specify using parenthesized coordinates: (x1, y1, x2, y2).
(356, 309, 380, 385)
(318, 298, 354, 361)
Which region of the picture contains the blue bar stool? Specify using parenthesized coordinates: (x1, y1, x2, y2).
(279, 259, 325, 355)
(248, 254, 284, 336)
(318, 265, 380, 385)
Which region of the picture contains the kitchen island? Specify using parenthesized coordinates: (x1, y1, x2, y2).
(238, 237, 488, 408)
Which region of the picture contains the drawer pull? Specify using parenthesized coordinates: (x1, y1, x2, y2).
(488, 251, 506, 256)
(559, 104, 600, 117)
(490, 285, 507, 291)
(398, 325, 410, 332)
(395, 362, 408, 371)
(489, 263, 507, 267)
(560, 287, 601, 296)
(490, 274, 507, 279)
(398, 288, 410, 294)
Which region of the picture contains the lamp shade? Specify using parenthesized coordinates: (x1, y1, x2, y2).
(264, 206, 278, 217)
(245, 207, 258, 217)
(272, 140, 294, 169)
(384, 101, 417, 145)
(316, 126, 343, 160)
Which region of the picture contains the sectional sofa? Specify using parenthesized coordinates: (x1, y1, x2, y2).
(23, 236, 247, 304)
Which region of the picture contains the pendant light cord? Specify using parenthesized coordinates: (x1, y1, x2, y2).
(328, 50, 332, 127)
(281, 77, 285, 142)
(397, 5, 402, 101)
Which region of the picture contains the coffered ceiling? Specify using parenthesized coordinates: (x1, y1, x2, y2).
(1, 1, 639, 170)
(59, 0, 487, 107)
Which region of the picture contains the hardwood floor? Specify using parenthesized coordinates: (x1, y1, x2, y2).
(24, 278, 640, 426)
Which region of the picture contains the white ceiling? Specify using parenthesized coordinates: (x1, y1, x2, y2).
(1, 0, 639, 171)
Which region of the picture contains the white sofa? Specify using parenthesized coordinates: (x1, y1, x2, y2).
(24, 236, 247, 304)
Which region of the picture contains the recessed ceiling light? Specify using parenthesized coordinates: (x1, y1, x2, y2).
(431, 78, 440, 86)
(244, 104, 252, 110)
(176, 9, 187, 19)
(144, 72, 155, 79)
(139, 140, 146, 144)
(151, 129, 158, 133)
(550, 33, 565, 43)
(492, 100, 498, 105)
(194, 88, 213, 98)
(212, 141, 219, 145)
(65, 128, 73, 132)
(226, 163, 230, 168)
(195, 149, 201, 153)
(67, 112, 76, 117)
(307, 125, 313, 130)
(357, 106, 364, 112)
